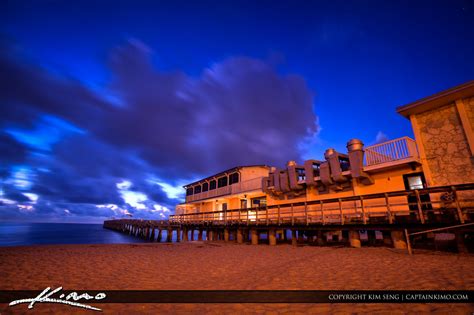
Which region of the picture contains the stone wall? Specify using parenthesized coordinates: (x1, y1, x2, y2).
(416, 102, 474, 186)
(464, 96, 474, 128)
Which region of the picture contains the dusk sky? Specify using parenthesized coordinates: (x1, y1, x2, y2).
(1, 0, 473, 223)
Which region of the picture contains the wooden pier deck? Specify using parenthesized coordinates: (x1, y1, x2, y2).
(103, 183, 474, 251)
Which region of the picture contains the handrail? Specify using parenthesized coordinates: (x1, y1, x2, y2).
(364, 136, 419, 166)
(170, 183, 474, 226)
(172, 183, 474, 218)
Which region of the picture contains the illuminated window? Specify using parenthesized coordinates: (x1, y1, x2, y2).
(202, 182, 209, 192)
(407, 176, 424, 190)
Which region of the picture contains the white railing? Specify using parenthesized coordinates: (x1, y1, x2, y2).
(185, 177, 264, 202)
(364, 137, 419, 166)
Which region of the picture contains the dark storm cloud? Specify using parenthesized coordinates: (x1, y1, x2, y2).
(0, 131, 27, 167)
(0, 41, 107, 130)
(0, 39, 318, 220)
(99, 40, 318, 177)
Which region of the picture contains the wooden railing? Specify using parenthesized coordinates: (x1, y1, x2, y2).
(364, 136, 419, 166)
(171, 183, 474, 226)
(185, 177, 264, 202)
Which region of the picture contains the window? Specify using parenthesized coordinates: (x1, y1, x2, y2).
(209, 180, 216, 190)
(312, 164, 320, 177)
(297, 168, 306, 181)
(407, 176, 424, 190)
(251, 196, 267, 207)
(194, 185, 202, 194)
(339, 157, 350, 171)
(229, 172, 239, 184)
(217, 176, 228, 188)
(186, 187, 193, 196)
(202, 182, 209, 192)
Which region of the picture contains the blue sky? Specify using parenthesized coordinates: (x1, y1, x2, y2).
(1, 0, 473, 222)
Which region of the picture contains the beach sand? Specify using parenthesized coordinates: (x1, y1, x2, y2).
(0, 242, 473, 314)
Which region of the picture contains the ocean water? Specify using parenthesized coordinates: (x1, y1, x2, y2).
(0, 222, 164, 247)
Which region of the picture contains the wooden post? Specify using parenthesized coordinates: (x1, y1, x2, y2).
(277, 205, 281, 225)
(452, 186, 465, 224)
(360, 196, 367, 225)
(190, 229, 195, 241)
(182, 228, 188, 242)
(391, 230, 407, 249)
(176, 228, 181, 242)
(455, 231, 468, 253)
(251, 228, 259, 245)
(247, 210, 249, 226)
(321, 200, 325, 225)
(150, 228, 155, 241)
(291, 203, 294, 226)
(266, 206, 269, 225)
(157, 229, 162, 242)
(414, 190, 425, 224)
(291, 229, 297, 246)
(339, 199, 344, 225)
(385, 193, 393, 224)
(256, 208, 259, 226)
(198, 229, 203, 241)
(404, 229, 412, 255)
(224, 228, 230, 242)
(305, 202, 308, 225)
(297, 230, 304, 243)
(166, 228, 172, 242)
(317, 230, 325, 246)
(349, 230, 361, 248)
(237, 228, 243, 244)
(269, 229, 276, 246)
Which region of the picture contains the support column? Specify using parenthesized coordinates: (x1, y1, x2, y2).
(190, 229, 195, 241)
(269, 228, 277, 246)
(349, 230, 361, 248)
(157, 229, 162, 242)
(236, 228, 243, 244)
(317, 230, 325, 246)
(455, 231, 468, 253)
(176, 228, 181, 242)
(291, 229, 297, 246)
(298, 230, 304, 243)
(208, 229, 214, 241)
(183, 228, 189, 242)
(251, 228, 259, 245)
(391, 230, 407, 249)
(198, 229, 203, 241)
(166, 228, 172, 242)
(224, 228, 230, 242)
(150, 228, 155, 241)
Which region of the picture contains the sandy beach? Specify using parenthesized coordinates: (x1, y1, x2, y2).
(1, 242, 473, 314)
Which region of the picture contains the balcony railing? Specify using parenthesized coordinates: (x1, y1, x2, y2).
(185, 177, 264, 203)
(172, 183, 474, 226)
(364, 136, 419, 167)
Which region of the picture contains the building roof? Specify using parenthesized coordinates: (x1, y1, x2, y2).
(183, 165, 270, 188)
(397, 80, 474, 118)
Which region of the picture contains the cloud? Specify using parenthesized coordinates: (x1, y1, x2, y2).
(0, 39, 319, 222)
(374, 131, 389, 144)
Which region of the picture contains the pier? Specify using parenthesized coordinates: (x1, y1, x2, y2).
(104, 183, 474, 252)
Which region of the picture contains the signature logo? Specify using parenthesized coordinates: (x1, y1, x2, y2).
(9, 286, 106, 312)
